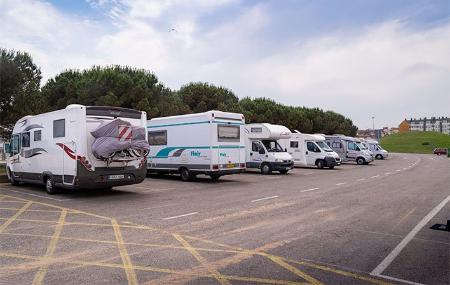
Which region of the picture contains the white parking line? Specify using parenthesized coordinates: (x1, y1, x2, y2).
(335, 182, 347, 186)
(396, 169, 401, 172)
(5, 189, 71, 202)
(163, 212, 199, 220)
(371, 194, 450, 276)
(251, 195, 279, 202)
(371, 175, 380, 178)
(357, 178, 366, 181)
(301, 188, 319, 192)
(385, 172, 391, 175)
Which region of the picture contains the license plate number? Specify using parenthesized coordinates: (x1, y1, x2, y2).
(226, 163, 234, 168)
(108, 174, 124, 180)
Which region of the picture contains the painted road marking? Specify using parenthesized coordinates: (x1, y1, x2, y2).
(251, 195, 279, 202)
(0, 201, 32, 232)
(371, 175, 380, 178)
(163, 212, 199, 220)
(112, 219, 138, 285)
(301, 188, 320, 192)
(375, 274, 424, 285)
(357, 178, 366, 181)
(385, 172, 391, 175)
(5, 189, 71, 202)
(371, 194, 450, 276)
(335, 182, 347, 186)
(396, 170, 401, 172)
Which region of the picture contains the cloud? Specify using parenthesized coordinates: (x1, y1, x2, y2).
(1, 0, 449, 129)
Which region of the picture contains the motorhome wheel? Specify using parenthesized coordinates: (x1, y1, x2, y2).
(210, 174, 221, 181)
(356, 157, 365, 165)
(279, 169, 288, 174)
(329, 165, 335, 169)
(261, 163, 272, 175)
(45, 177, 57, 194)
(376, 154, 383, 160)
(316, 160, 324, 169)
(180, 168, 191, 182)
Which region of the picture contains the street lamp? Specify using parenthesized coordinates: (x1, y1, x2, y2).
(372, 116, 375, 139)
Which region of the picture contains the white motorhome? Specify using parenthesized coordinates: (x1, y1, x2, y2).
(324, 135, 374, 165)
(281, 132, 341, 169)
(364, 139, 389, 159)
(147, 111, 246, 181)
(4, 105, 149, 194)
(244, 123, 294, 174)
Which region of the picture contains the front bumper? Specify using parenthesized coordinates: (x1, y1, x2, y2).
(325, 157, 340, 166)
(270, 161, 294, 171)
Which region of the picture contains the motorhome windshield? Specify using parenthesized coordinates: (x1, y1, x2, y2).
(262, 140, 284, 152)
(316, 141, 333, 152)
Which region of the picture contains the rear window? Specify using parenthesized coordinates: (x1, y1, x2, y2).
(290, 141, 299, 148)
(148, 130, 167, 145)
(218, 125, 240, 142)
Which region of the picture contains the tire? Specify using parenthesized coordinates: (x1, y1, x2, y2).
(260, 163, 272, 175)
(210, 174, 221, 181)
(356, 157, 365, 165)
(375, 154, 383, 160)
(45, 176, 58, 195)
(329, 165, 335, 169)
(316, 160, 324, 169)
(7, 168, 19, 186)
(180, 168, 191, 182)
(279, 169, 288, 174)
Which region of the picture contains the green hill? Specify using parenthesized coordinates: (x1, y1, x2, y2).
(380, 131, 450, 154)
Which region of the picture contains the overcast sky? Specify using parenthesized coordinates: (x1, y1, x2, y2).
(1, 0, 449, 129)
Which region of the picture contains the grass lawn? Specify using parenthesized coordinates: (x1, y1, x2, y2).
(380, 131, 450, 154)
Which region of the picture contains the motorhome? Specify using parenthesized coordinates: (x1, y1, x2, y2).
(280, 132, 341, 169)
(355, 138, 374, 157)
(4, 105, 149, 194)
(324, 135, 373, 165)
(364, 139, 389, 159)
(147, 111, 246, 181)
(244, 123, 294, 174)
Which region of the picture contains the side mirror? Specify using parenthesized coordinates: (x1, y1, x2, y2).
(259, 148, 266, 154)
(284, 148, 287, 152)
(4, 143, 11, 154)
(315, 147, 321, 153)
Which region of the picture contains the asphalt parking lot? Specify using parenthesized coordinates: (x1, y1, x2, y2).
(0, 153, 449, 285)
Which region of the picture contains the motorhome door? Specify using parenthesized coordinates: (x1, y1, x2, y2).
(249, 141, 265, 168)
(62, 141, 77, 185)
(346, 141, 359, 160)
(305, 141, 321, 165)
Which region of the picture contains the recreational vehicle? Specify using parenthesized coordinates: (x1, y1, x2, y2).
(4, 105, 149, 194)
(364, 139, 389, 159)
(280, 132, 341, 169)
(324, 135, 373, 165)
(244, 123, 294, 174)
(147, 111, 246, 181)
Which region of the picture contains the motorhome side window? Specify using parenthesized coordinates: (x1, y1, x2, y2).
(332, 142, 342, 148)
(148, 130, 167, 145)
(53, 119, 65, 138)
(290, 141, 299, 148)
(347, 142, 359, 151)
(34, 130, 41, 141)
(252, 141, 260, 152)
(251, 127, 262, 133)
(307, 142, 316, 152)
(21, 132, 30, 147)
(218, 125, 240, 142)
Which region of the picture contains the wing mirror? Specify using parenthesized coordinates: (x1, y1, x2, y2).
(258, 148, 266, 154)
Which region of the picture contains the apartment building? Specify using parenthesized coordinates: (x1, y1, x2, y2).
(406, 117, 450, 134)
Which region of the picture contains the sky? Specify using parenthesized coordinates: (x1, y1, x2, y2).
(1, 0, 449, 129)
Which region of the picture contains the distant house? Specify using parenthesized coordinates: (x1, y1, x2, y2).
(400, 117, 450, 134)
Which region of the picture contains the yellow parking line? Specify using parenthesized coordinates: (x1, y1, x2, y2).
(173, 234, 231, 285)
(0, 201, 32, 233)
(266, 255, 322, 285)
(32, 209, 67, 285)
(112, 219, 138, 285)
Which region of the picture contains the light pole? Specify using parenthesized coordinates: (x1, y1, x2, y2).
(372, 116, 375, 139)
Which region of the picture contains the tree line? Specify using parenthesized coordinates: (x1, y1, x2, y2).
(0, 48, 357, 138)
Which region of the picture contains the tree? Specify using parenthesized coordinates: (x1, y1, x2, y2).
(0, 48, 43, 138)
(177, 82, 241, 113)
(41, 65, 190, 119)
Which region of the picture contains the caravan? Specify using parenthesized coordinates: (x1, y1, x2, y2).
(364, 139, 389, 159)
(325, 135, 374, 165)
(244, 123, 294, 174)
(281, 132, 341, 169)
(147, 111, 246, 181)
(4, 105, 149, 194)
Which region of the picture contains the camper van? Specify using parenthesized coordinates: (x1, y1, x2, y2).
(364, 139, 389, 159)
(325, 135, 373, 165)
(244, 123, 294, 174)
(147, 111, 246, 181)
(4, 105, 149, 194)
(281, 132, 341, 169)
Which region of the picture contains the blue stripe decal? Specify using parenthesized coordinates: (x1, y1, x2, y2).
(152, 145, 245, 158)
(147, 120, 244, 128)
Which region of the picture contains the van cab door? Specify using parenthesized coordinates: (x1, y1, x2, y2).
(249, 141, 266, 168)
(346, 141, 360, 160)
(9, 134, 21, 174)
(306, 141, 321, 165)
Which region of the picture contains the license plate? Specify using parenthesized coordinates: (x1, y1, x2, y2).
(108, 174, 124, 180)
(226, 163, 235, 168)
